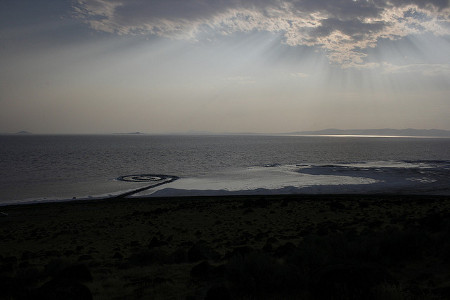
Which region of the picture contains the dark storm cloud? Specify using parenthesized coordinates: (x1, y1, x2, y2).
(312, 18, 386, 38)
(389, 0, 449, 10)
(73, 0, 450, 66)
(114, 0, 229, 22)
(107, 0, 287, 21)
(291, 0, 384, 19)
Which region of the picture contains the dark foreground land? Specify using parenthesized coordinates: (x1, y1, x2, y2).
(2, 195, 450, 299)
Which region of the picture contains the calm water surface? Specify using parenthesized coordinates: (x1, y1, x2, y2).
(1, 135, 449, 204)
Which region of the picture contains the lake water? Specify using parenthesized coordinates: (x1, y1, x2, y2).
(1, 134, 450, 205)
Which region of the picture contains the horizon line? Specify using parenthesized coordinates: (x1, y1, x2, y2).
(3, 128, 450, 137)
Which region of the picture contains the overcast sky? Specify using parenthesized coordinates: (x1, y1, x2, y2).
(1, 0, 449, 134)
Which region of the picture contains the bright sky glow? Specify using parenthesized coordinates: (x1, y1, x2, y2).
(1, 0, 449, 133)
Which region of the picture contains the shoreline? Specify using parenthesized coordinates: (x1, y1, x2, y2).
(3, 158, 450, 207)
(3, 192, 450, 207)
(3, 187, 450, 208)
(2, 194, 450, 299)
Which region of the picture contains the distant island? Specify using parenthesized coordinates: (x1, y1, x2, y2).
(112, 132, 144, 135)
(287, 128, 450, 137)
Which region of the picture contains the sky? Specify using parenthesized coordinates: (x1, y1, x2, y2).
(1, 0, 450, 134)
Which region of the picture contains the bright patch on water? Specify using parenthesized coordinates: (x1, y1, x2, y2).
(135, 161, 450, 197)
(142, 165, 377, 194)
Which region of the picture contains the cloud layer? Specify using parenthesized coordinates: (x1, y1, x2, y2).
(74, 0, 450, 66)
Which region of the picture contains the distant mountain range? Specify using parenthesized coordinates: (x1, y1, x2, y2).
(288, 128, 450, 137)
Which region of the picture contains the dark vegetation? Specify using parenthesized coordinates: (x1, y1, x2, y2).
(1, 195, 450, 299)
